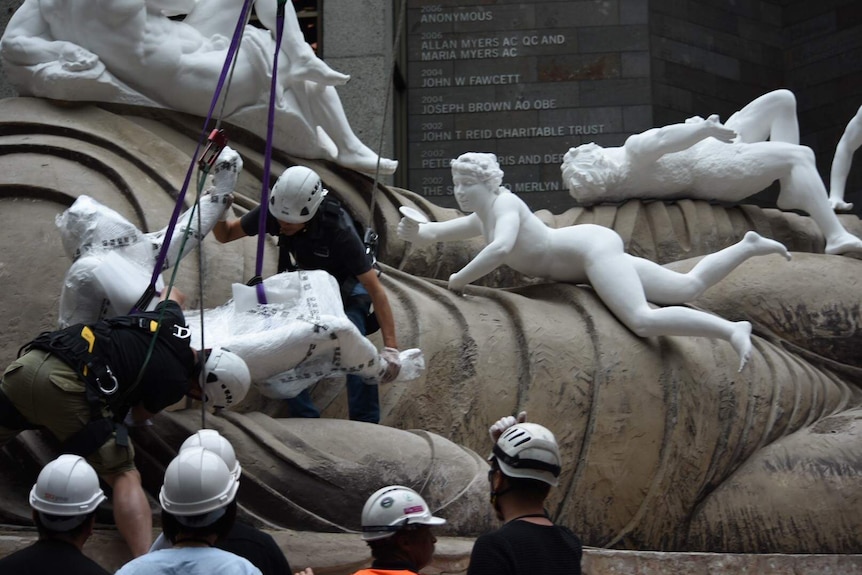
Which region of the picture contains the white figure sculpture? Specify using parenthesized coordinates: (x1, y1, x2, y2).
(56, 147, 240, 327)
(562, 89, 862, 255)
(829, 104, 862, 212)
(398, 152, 792, 371)
(0, 0, 396, 175)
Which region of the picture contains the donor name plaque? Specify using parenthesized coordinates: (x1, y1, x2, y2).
(407, 1, 644, 210)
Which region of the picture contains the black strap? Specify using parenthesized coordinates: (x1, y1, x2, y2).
(492, 444, 561, 476)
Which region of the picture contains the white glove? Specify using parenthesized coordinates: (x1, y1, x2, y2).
(380, 346, 401, 384)
(488, 411, 527, 442)
(212, 146, 243, 194)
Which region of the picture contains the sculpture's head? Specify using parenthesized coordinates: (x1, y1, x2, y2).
(450, 152, 504, 189)
(561, 143, 613, 204)
(56, 195, 147, 262)
(450, 152, 506, 212)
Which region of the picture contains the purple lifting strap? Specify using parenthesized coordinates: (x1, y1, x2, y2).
(133, 0, 256, 313)
(254, 2, 289, 305)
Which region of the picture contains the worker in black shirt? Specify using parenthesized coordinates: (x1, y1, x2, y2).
(0, 288, 252, 557)
(213, 165, 401, 423)
(468, 418, 583, 575)
(0, 454, 110, 575)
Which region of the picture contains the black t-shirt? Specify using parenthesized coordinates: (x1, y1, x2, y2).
(240, 203, 372, 285)
(101, 300, 195, 413)
(217, 522, 292, 575)
(0, 539, 110, 575)
(467, 520, 583, 575)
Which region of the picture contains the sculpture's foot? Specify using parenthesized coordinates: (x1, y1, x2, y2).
(339, 152, 399, 176)
(742, 231, 792, 261)
(731, 321, 753, 372)
(289, 54, 350, 86)
(824, 232, 862, 255)
(828, 196, 855, 212)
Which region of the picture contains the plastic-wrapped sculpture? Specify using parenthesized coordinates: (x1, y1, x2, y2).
(0, 0, 396, 174)
(398, 152, 791, 371)
(561, 89, 862, 255)
(55, 193, 421, 395)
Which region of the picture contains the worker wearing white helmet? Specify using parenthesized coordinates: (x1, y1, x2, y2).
(352, 485, 446, 575)
(0, 288, 251, 558)
(117, 446, 261, 575)
(148, 429, 303, 575)
(467, 416, 583, 575)
(214, 164, 401, 424)
(0, 454, 109, 574)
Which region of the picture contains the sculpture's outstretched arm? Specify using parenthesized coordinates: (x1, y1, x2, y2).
(829, 104, 862, 212)
(624, 114, 736, 165)
(145, 147, 239, 269)
(397, 212, 483, 247)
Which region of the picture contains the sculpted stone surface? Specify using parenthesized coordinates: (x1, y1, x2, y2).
(0, 0, 396, 174)
(0, 98, 860, 558)
(561, 90, 862, 255)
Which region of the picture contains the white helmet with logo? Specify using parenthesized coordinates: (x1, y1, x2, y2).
(160, 446, 239, 527)
(29, 454, 107, 531)
(360, 485, 446, 541)
(491, 423, 561, 486)
(268, 165, 328, 223)
(180, 429, 241, 479)
(203, 346, 251, 409)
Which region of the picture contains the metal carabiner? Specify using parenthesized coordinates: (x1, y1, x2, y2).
(96, 365, 120, 396)
(198, 129, 229, 171)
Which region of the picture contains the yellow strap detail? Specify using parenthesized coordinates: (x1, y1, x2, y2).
(81, 326, 96, 375)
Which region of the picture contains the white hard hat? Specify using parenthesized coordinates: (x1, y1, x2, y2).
(360, 485, 446, 541)
(268, 165, 328, 223)
(203, 346, 251, 409)
(490, 423, 561, 486)
(159, 446, 239, 526)
(180, 429, 241, 479)
(29, 454, 106, 531)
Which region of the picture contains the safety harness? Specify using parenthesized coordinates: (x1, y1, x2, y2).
(10, 317, 167, 456)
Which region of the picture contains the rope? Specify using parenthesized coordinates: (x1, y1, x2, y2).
(127, 0, 256, 423)
(366, 0, 408, 232)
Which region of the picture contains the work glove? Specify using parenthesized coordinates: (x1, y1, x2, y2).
(212, 146, 243, 194)
(380, 346, 401, 384)
(488, 411, 527, 442)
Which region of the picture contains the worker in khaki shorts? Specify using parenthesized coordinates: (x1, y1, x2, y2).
(0, 288, 251, 557)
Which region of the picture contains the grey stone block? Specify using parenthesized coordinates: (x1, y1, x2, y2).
(578, 25, 648, 53)
(621, 51, 650, 78)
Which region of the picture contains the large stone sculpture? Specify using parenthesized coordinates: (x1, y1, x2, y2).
(0, 0, 396, 174)
(561, 89, 862, 255)
(0, 98, 860, 561)
(398, 151, 791, 371)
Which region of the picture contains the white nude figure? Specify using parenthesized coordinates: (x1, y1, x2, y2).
(0, 0, 396, 174)
(398, 152, 792, 371)
(829, 104, 862, 212)
(562, 89, 862, 255)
